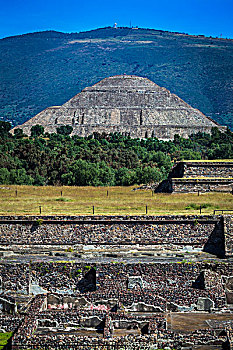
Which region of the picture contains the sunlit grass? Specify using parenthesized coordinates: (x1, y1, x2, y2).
(0, 332, 12, 349)
(0, 185, 233, 216)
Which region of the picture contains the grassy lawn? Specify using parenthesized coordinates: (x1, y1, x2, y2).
(0, 332, 12, 349)
(0, 185, 233, 216)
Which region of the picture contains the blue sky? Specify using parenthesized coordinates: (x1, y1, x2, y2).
(1, 0, 233, 39)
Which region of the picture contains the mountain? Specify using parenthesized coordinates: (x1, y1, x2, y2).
(0, 27, 233, 129)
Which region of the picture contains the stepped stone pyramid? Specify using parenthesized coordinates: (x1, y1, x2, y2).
(155, 160, 233, 194)
(14, 75, 226, 139)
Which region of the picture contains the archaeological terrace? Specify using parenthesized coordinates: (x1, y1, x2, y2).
(0, 214, 233, 349)
(156, 160, 233, 193)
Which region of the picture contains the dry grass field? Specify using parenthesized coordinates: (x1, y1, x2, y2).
(0, 185, 233, 216)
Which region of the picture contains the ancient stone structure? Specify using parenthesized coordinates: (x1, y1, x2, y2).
(224, 215, 233, 256)
(0, 215, 224, 256)
(0, 297, 17, 314)
(225, 276, 233, 305)
(196, 297, 214, 312)
(155, 160, 233, 193)
(1, 214, 233, 349)
(169, 160, 233, 179)
(13, 75, 226, 140)
(127, 276, 144, 289)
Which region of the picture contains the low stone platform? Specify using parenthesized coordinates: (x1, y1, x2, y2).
(155, 160, 233, 194)
(170, 160, 233, 178)
(171, 178, 233, 193)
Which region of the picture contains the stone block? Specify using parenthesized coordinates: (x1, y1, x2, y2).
(196, 297, 214, 311)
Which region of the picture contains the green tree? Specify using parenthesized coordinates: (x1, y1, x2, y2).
(0, 121, 11, 137)
(9, 169, 33, 185)
(98, 162, 115, 186)
(115, 167, 136, 186)
(179, 150, 202, 160)
(56, 125, 73, 136)
(31, 125, 44, 137)
(139, 166, 162, 184)
(0, 168, 10, 184)
(14, 128, 24, 139)
(33, 170, 46, 186)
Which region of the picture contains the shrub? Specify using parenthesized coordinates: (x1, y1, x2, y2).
(55, 197, 71, 202)
(35, 219, 44, 226)
(66, 247, 74, 252)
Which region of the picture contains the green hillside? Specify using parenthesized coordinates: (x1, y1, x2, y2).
(0, 27, 233, 128)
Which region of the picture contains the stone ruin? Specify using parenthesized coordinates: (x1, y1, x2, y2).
(1, 213, 233, 349)
(0, 296, 17, 314)
(155, 160, 233, 193)
(225, 276, 233, 305)
(127, 276, 144, 289)
(13, 75, 226, 140)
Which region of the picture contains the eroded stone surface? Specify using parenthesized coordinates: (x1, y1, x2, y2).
(155, 160, 233, 194)
(13, 75, 225, 139)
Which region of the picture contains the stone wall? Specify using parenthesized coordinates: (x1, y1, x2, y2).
(203, 217, 225, 258)
(15, 122, 223, 140)
(0, 297, 17, 314)
(0, 215, 220, 252)
(171, 178, 233, 193)
(0, 214, 232, 257)
(224, 215, 233, 256)
(0, 214, 219, 221)
(225, 276, 233, 305)
(1, 261, 231, 310)
(156, 161, 233, 193)
(171, 161, 233, 178)
(183, 163, 233, 178)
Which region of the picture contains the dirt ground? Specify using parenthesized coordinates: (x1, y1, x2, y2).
(167, 312, 233, 333)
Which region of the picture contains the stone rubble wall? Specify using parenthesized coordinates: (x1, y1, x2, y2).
(0, 214, 218, 221)
(224, 215, 233, 256)
(15, 115, 222, 140)
(0, 221, 216, 247)
(0, 215, 231, 257)
(183, 163, 233, 178)
(157, 161, 233, 193)
(171, 178, 233, 193)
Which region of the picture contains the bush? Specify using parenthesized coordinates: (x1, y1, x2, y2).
(66, 247, 74, 252)
(0, 168, 10, 184)
(31, 124, 44, 137)
(185, 203, 199, 210)
(55, 197, 72, 202)
(35, 219, 44, 226)
(56, 125, 73, 135)
(185, 203, 212, 210)
(201, 203, 212, 208)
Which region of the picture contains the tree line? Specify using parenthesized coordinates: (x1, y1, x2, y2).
(0, 122, 233, 186)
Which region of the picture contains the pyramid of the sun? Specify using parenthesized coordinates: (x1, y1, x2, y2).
(15, 75, 226, 139)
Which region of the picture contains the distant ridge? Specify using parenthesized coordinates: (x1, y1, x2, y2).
(1, 27, 233, 129)
(2, 27, 233, 41)
(0, 30, 67, 40)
